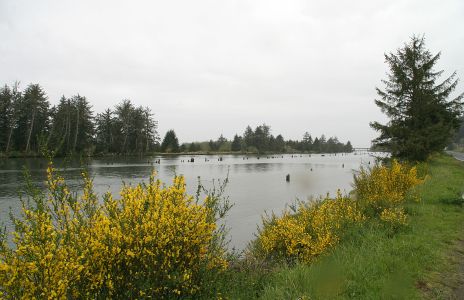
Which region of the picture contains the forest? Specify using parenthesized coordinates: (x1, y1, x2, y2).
(0, 82, 353, 156)
(172, 125, 353, 154)
(0, 83, 158, 156)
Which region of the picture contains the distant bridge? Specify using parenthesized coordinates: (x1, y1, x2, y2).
(353, 147, 385, 153)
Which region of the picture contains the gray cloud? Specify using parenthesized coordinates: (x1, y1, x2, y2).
(1, 0, 463, 147)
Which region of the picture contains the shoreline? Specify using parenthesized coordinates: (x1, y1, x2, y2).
(0, 150, 362, 159)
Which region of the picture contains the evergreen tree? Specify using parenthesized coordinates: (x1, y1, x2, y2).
(188, 142, 198, 152)
(0, 83, 20, 152)
(141, 107, 158, 153)
(115, 100, 134, 153)
(231, 134, 242, 152)
(318, 135, 326, 153)
(302, 132, 313, 152)
(253, 124, 271, 153)
(47, 95, 94, 154)
(312, 137, 320, 152)
(345, 141, 353, 152)
(46, 97, 69, 154)
(371, 36, 463, 161)
(95, 109, 115, 153)
(71, 95, 94, 153)
(243, 126, 254, 150)
(161, 130, 179, 153)
(217, 134, 227, 148)
(208, 139, 218, 151)
(16, 84, 49, 153)
(274, 134, 285, 152)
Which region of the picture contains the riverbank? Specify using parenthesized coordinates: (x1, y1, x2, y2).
(216, 154, 464, 299)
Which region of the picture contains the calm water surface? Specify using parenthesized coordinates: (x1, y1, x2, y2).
(0, 153, 379, 249)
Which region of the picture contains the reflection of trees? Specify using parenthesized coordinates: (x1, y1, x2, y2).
(243, 163, 273, 173)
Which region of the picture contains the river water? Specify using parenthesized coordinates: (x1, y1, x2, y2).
(0, 152, 379, 250)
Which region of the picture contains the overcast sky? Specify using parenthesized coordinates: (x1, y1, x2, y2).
(1, 0, 463, 147)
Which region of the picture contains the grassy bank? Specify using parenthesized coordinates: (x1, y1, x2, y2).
(219, 154, 464, 299)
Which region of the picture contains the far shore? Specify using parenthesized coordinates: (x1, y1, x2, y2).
(0, 150, 366, 159)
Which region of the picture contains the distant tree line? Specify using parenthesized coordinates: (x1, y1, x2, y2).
(0, 83, 159, 156)
(172, 124, 353, 154)
(0, 82, 354, 156)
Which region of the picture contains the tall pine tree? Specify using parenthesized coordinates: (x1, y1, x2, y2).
(18, 84, 49, 153)
(371, 36, 463, 161)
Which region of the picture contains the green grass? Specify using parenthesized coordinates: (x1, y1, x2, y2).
(219, 154, 464, 299)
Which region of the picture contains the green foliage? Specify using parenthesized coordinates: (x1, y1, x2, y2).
(0, 84, 159, 156)
(47, 95, 95, 155)
(371, 35, 464, 161)
(196, 125, 352, 154)
(231, 134, 242, 152)
(14, 84, 50, 153)
(161, 129, 180, 153)
(108, 100, 158, 154)
(0, 83, 21, 152)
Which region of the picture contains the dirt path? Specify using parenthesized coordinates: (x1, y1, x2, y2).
(451, 238, 464, 299)
(449, 152, 464, 299)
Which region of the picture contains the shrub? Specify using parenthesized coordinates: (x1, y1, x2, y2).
(0, 163, 228, 299)
(256, 191, 364, 263)
(254, 160, 423, 265)
(380, 207, 408, 232)
(353, 160, 422, 215)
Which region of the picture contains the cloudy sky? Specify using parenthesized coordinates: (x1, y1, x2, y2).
(1, 0, 463, 147)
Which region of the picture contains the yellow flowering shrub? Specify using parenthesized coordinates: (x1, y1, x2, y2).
(257, 191, 364, 263)
(380, 207, 408, 228)
(0, 163, 228, 299)
(353, 160, 422, 214)
(255, 160, 423, 265)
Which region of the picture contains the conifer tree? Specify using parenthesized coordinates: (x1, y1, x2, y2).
(231, 134, 242, 152)
(19, 84, 49, 153)
(371, 36, 463, 161)
(161, 130, 179, 153)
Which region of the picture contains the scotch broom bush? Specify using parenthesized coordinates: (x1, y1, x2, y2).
(256, 191, 364, 264)
(353, 159, 423, 216)
(254, 160, 423, 265)
(0, 163, 229, 299)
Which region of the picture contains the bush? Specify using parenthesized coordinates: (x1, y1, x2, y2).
(379, 207, 408, 233)
(253, 160, 423, 265)
(256, 191, 364, 264)
(353, 160, 423, 215)
(0, 163, 229, 299)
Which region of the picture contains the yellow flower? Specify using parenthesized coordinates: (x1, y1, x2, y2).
(0, 163, 227, 299)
